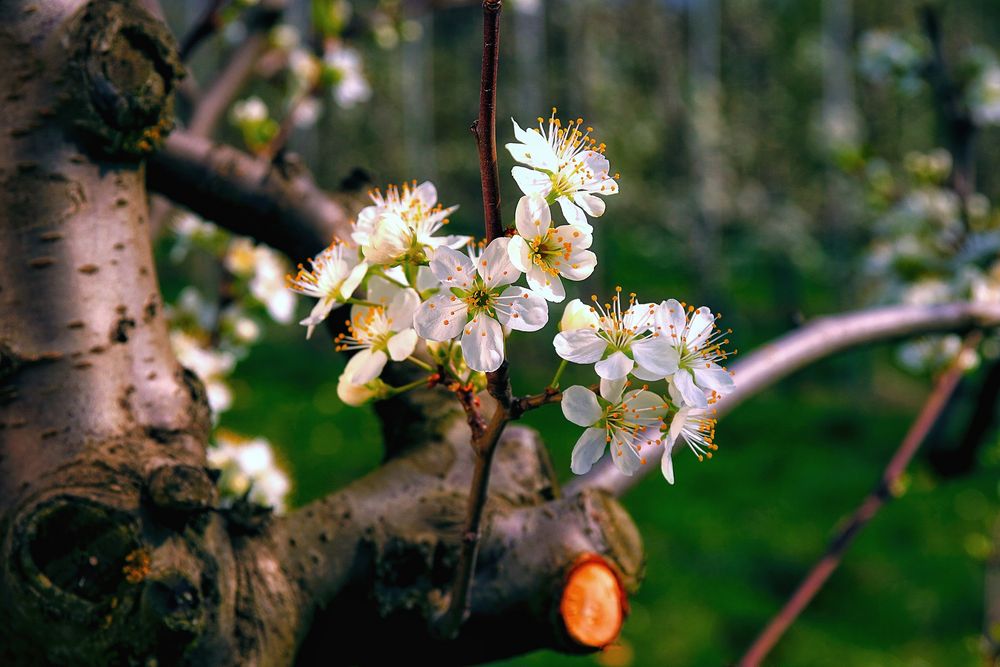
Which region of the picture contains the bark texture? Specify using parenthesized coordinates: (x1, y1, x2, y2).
(0, 2, 644, 664)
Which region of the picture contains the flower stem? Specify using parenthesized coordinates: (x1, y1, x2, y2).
(407, 356, 434, 372)
(346, 298, 381, 308)
(548, 359, 568, 390)
(385, 376, 431, 397)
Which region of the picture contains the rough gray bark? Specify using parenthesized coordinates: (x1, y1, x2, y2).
(0, 2, 643, 664)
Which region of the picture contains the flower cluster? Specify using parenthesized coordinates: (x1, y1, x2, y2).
(557, 291, 734, 484)
(284, 109, 735, 484)
(208, 432, 292, 513)
(861, 148, 1000, 372)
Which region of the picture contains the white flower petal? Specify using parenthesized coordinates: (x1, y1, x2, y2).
(366, 275, 397, 307)
(632, 364, 664, 382)
(686, 306, 716, 348)
(625, 389, 668, 417)
(461, 315, 505, 373)
(430, 245, 475, 289)
(387, 288, 420, 330)
(570, 427, 609, 475)
(478, 237, 520, 289)
(693, 363, 735, 395)
(524, 265, 566, 303)
(599, 377, 627, 404)
(387, 329, 418, 361)
(631, 337, 680, 379)
(512, 166, 553, 198)
(510, 119, 559, 170)
(338, 375, 376, 406)
(556, 249, 597, 282)
(559, 299, 600, 331)
(661, 444, 676, 484)
(673, 370, 708, 408)
(340, 261, 368, 299)
(554, 328, 607, 363)
(561, 385, 602, 427)
(413, 181, 438, 208)
(557, 197, 590, 229)
(574, 192, 606, 217)
(595, 350, 634, 380)
(507, 234, 533, 273)
(610, 432, 642, 475)
(343, 348, 388, 384)
(497, 286, 549, 331)
(301, 298, 336, 339)
(622, 302, 656, 334)
(657, 299, 689, 340)
(414, 293, 467, 341)
(515, 195, 552, 238)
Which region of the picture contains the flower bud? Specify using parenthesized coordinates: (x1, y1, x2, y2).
(559, 298, 599, 331)
(337, 375, 388, 406)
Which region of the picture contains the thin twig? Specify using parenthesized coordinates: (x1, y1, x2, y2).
(259, 82, 321, 163)
(433, 0, 506, 641)
(473, 0, 504, 243)
(737, 332, 981, 667)
(187, 1, 286, 138)
(179, 0, 227, 62)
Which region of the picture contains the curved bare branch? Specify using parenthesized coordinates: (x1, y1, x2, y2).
(568, 301, 1000, 497)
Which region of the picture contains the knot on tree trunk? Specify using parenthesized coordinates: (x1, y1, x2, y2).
(61, 0, 183, 158)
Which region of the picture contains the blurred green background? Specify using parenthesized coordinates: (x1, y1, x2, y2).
(159, 0, 1000, 664)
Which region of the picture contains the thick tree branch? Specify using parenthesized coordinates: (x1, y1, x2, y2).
(737, 333, 979, 666)
(147, 130, 353, 262)
(569, 301, 1000, 497)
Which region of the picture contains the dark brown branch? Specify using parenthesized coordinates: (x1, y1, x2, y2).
(928, 358, 1000, 477)
(737, 333, 980, 666)
(147, 130, 354, 262)
(178, 0, 227, 61)
(259, 81, 321, 163)
(475, 0, 504, 243)
(434, 0, 507, 640)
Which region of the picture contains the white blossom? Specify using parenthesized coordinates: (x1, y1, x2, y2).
(559, 297, 596, 331)
(654, 299, 734, 407)
(170, 330, 236, 415)
(562, 378, 667, 477)
(323, 45, 372, 109)
(231, 96, 269, 126)
(553, 289, 678, 381)
(226, 240, 297, 324)
(414, 240, 548, 372)
(287, 242, 368, 338)
(337, 375, 385, 406)
(335, 277, 420, 384)
(208, 434, 291, 513)
(351, 181, 467, 266)
(660, 406, 718, 485)
(507, 195, 597, 302)
(505, 109, 619, 230)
